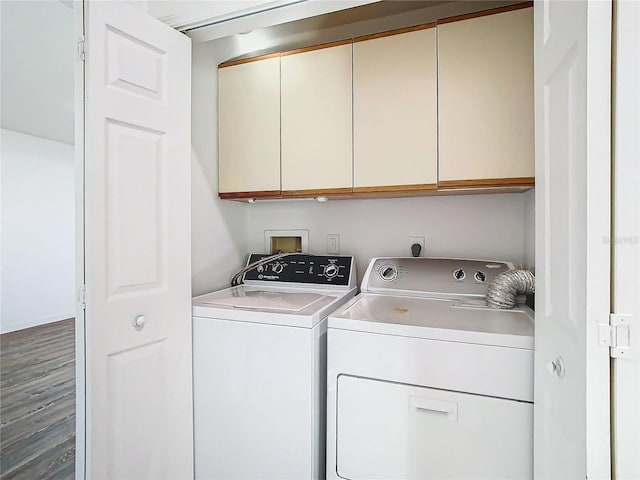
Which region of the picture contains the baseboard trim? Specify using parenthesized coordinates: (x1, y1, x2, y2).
(0, 313, 75, 334)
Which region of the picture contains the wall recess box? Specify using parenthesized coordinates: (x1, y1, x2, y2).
(264, 230, 309, 254)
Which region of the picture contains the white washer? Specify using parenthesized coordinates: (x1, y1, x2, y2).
(193, 254, 357, 480)
(327, 257, 535, 480)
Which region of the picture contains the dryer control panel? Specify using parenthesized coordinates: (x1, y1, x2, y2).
(363, 257, 514, 299)
(243, 254, 354, 287)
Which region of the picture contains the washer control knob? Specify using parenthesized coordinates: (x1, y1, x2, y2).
(453, 268, 466, 281)
(474, 271, 487, 283)
(272, 263, 284, 274)
(379, 264, 398, 281)
(324, 264, 339, 278)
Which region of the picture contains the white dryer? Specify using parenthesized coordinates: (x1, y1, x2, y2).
(326, 257, 534, 480)
(193, 253, 357, 480)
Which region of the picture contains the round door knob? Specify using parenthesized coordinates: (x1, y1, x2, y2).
(547, 356, 565, 378)
(132, 315, 146, 330)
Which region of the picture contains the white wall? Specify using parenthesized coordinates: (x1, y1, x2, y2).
(0, 1, 74, 144)
(523, 189, 535, 270)
(246, 194, 529, 284)
(1, 129, 75, 333)
(190, 0, 534, 294)
(191, 44, 248, 296)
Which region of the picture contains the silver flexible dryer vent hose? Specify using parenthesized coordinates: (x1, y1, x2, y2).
(487, 269, 535, 309)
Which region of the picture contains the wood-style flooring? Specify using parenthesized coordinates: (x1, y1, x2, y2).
(0, 319, 75, 480)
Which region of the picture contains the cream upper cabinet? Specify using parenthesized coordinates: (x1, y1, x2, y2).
(217, 5, 535, 201)
(438, 6, 534, 186)
(281, 43, 353, 193)
(353, 27, 438, 192)
(218, 55, 280, 194)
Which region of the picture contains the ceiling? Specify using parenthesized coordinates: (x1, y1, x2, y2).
(234, 0, 450, 54)
(205, 0, 515, 63)
(148, 0, 294, 31)
(1, 1, 75, 144)
(259, 1, 448, 34)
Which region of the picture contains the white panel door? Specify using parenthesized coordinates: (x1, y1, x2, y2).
(534, 0, 611, 478)
(84, 2, 192, 478)
(612, 1, 640, 478)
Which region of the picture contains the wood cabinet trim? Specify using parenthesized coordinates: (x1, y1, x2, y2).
(438, 177, 535, 189)
(437, 2, 533, 25)
(281, 187, 353, 198)
(218, 52, 280, 69)
(281, 39, 353, 57)
(219, 184, 533, 201)
(354, 23, 436, 43)
(219, 190, 282, 200)
(434, 186, 534, 196)
(354, 184, 437, 194)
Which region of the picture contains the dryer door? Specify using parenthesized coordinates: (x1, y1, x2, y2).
(336, 375, 533, 479)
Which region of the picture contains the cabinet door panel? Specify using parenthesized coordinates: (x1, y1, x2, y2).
(281, 44, 352, 192)
(219, 57, 280, 193)
(438, 7, 534, 183)
(354, 28, 437, 189)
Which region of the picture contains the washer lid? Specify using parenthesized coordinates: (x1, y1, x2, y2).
(329, 294, 534, 349)
(193, 285, 357, 328)
(202, 289, 326, 312)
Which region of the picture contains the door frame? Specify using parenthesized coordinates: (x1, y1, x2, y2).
(74, 1, 86, 478)
(72, 1, 619, 478)
(612, 1, 640, 477)
(583, 1, 613, 476)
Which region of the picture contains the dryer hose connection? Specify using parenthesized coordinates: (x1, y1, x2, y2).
(486, 269, 535, 309)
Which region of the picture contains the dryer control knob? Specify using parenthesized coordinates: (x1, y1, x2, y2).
(272, 263, 284, 274)
(453, 268, 466, 281)
(379, 264, 398, 281)
(474, 271, 487, 283)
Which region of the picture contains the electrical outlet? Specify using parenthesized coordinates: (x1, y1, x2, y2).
(408, 236, 425, 257)
(327, 234, 340, 255)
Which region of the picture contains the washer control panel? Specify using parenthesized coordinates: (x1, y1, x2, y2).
(365, 257, 513, 298)
(243, 254, 354, 286)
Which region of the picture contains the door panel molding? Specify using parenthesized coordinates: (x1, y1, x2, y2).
(533, 1, 611, 477)
(84, 3, 193, 478)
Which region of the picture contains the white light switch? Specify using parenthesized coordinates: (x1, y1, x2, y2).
(327, 234, 340, 255)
